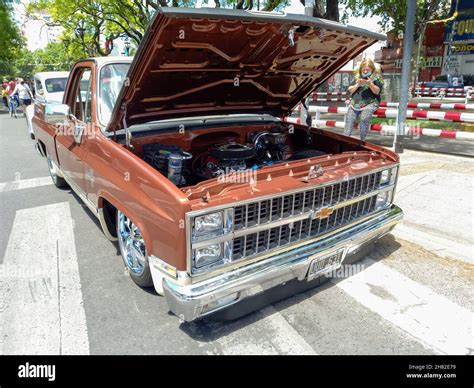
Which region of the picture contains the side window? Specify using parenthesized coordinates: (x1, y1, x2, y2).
(35, 79, 43, 96)
(72, 69, 92, 123)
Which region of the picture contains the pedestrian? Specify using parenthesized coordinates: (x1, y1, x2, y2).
(344, 58, 384, 141)
(11, 78, 33, 116)
(7, 78, 16, 95)
(1, 85, 8, 108)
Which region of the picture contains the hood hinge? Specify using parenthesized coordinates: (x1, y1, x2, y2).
(288, 27, 297, 47)
(122, 103, 134, 150)
(301, 98, 313, 145)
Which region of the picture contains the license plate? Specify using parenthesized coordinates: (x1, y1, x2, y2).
(307, 248, 345, 281)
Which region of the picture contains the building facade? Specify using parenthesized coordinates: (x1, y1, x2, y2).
(443, 0, 474, 81)
(375, 0, 473, 88)
(6, 0, 62, 51)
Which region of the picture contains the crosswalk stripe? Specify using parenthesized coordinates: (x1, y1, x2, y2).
(0, 202, 89, 355)
(333, 258, 473, 355)
(216, 306, 317, 355)
(257, 306, 317, 355)
(0, 177, 52, 193)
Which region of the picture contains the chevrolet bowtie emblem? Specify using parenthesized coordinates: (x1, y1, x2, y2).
(316, 207, 334, 219)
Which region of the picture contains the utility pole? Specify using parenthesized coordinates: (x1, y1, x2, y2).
(394, 0, 416, 154)
(304, 0, 314, 16)
(300, 0, 315, 126)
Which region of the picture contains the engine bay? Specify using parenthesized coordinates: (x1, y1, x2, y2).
(141, 124, 326, 187)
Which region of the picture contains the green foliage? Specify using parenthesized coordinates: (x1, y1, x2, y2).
(0, 2, 23, 78)
(340, 0, 451, 36)
(27, 0, 290, 59)
(34, 42, 83, 72)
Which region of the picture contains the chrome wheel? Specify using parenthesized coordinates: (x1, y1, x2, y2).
(46, 154, 68, 188)
(118, 211, 147, 275)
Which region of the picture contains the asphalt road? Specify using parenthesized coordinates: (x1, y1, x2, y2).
(0, 111, 472, 355)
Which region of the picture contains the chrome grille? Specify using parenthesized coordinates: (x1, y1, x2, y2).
(234, 171, 381, 230)
(232, 194, 378, 260)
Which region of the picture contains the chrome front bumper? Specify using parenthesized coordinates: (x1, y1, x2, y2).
(163, 205, 403, 322)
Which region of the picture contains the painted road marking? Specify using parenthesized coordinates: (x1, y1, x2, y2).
(393, 224, 474, 265)
(0, 177, 52, 193)
(217, 306, 317, 355)
(0, 202, 89, 355)
(333, 258, 473, 355)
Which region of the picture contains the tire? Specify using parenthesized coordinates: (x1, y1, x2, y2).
(117, 210, 153, 288)
(46, 153, 68, 188)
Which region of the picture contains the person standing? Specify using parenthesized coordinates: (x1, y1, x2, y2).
(1, 85, 7, 108)
(344, 58, 384, 141)
(11, 78, 33, 116)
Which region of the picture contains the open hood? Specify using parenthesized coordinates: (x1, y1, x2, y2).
(107, 7, 385, 132)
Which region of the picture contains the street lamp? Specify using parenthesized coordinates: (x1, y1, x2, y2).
(124, 39, 131, 56)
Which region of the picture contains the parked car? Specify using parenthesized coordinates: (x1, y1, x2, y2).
(420, 74, 464, 89)
(32, 8, 403, 321)
(25, 71, 69, 139)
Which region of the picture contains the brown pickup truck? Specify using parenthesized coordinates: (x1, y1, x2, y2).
(32, 8, 403, 321)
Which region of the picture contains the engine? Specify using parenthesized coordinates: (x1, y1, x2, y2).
(143, 143, 192, 186)
(142, 126, 325, 187)
(248, 128, 292, 162)
(195, 142, 256, 179)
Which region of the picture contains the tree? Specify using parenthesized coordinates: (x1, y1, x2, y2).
(27, 0, 290, 58)
(340, 0, 451, 84)
(299, 0, 339, 21)
(340, 0, 451, 37)
(0, 2, 23, 78)
(34, 42, 83, 72)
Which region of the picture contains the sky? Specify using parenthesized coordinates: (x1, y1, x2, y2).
(284, 0, 385, 51)
(284, 0, 385, 69)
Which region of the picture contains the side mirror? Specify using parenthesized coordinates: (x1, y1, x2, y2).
(45, 103, 70, 125)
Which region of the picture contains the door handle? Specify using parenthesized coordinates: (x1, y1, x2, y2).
(73, 124, 85, 144)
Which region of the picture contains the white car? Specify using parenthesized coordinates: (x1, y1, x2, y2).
(25, 71, 69, 139)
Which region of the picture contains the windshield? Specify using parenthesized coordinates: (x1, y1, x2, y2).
(44, 77, 68, 93)
(98, 63, 130, 124)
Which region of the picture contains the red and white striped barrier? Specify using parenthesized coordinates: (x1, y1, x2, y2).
(415, 91, 466, 97)
(314, 98, 348, 102)
(308, 106, 474, 123)
(379, 102, 474, 110)
(313, 92, 347, 96)
(416, 87, 465, 92)
(283, 117, 474, 140)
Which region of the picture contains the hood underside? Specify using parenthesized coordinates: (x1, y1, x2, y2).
(107, 7, 385, 132)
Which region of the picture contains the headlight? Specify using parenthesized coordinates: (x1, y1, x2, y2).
(192, 209, 233, 241)
(193, 241, 232, 270)
(376, 190, 393, 209)
(193, 212, 224, 239)
(380, 167, 397, 186)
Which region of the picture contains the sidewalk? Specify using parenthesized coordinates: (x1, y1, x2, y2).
(393, 150, 474, 264)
